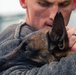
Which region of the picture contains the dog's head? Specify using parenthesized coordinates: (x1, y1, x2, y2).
(21, 12, 70, 64)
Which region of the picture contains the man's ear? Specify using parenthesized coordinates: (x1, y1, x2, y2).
(72, 5, 76, 10)
(72, 1, 76, 10)
(19, 0, 27, 8)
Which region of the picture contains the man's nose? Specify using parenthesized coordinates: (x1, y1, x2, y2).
(49, 6, 59, 20)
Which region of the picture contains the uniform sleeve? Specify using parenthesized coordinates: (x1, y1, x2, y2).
(1, 53, 76, 75)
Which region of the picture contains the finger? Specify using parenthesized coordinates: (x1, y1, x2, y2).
(71, 43, 76, 52)
(67, 28, 76, 38)
(69, 35, 76, 47)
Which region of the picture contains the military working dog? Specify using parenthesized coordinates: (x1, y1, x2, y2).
(0, 12, 71, 71)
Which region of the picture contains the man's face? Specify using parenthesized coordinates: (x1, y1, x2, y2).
(22, 0, 75, 30)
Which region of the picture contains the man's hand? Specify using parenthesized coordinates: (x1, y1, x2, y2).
(66, 27, 76, 52)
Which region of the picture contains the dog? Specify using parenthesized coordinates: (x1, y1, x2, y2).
(0, 12, 71, 71)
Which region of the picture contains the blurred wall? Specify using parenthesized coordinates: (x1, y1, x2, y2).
(0, 13, 25, 32)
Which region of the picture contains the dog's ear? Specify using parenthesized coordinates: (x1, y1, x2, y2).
(51, 12, 65, 37)
(49, 12, 69, 50)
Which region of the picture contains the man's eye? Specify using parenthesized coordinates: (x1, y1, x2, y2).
(59, 3, 69, 7)
(38, 2, 50, 7)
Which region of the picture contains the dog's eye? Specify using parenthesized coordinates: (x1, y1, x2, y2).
(21, 42, 28, 51)
(25, 45, 30, 51)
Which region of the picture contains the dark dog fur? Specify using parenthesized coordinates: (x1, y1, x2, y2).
(0, 12, 71, 71)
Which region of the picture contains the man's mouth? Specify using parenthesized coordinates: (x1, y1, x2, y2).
(44, 22, 53, 27)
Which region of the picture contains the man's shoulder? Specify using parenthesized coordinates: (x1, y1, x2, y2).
(0, 22, 34, 40)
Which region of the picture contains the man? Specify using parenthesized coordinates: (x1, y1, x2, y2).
(20, 0, 76, 52)
(0, 0, 76, 75)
